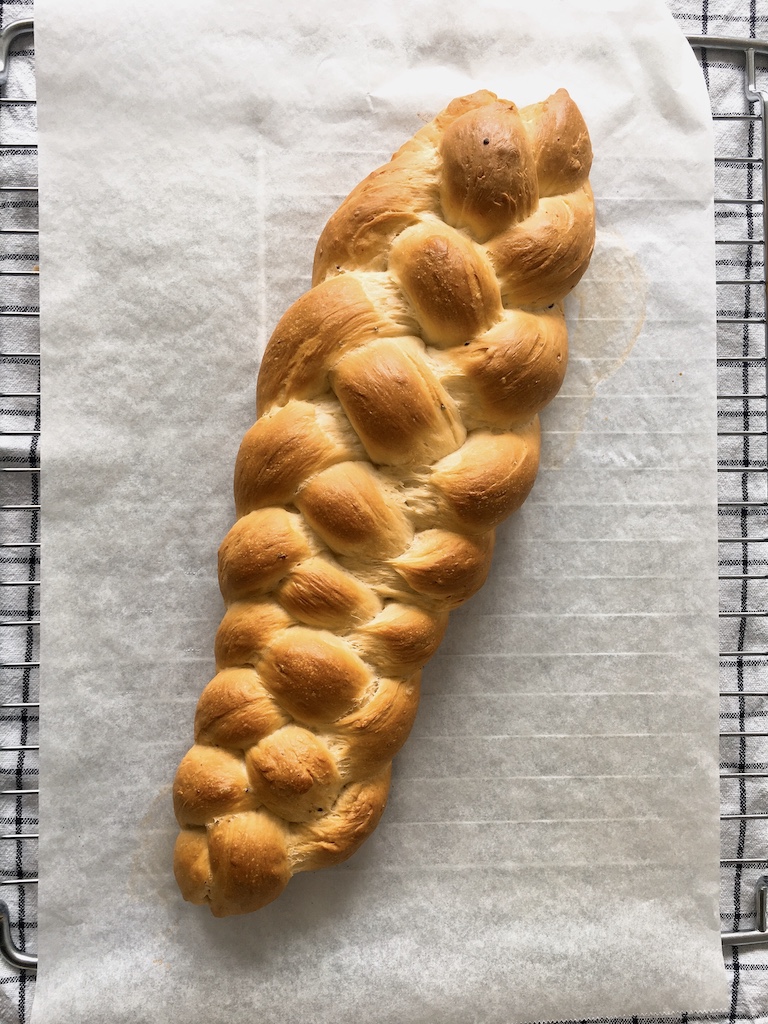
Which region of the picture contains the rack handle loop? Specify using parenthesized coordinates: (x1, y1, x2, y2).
(722, 876, 768, 947)
(0, 902, 36, 972)
(0, 19, 33, 88)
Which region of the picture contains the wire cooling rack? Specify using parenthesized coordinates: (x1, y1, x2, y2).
(685, 35, 768, 951)
(0, 14, 766, 1022)
(0, 16, 38, 993)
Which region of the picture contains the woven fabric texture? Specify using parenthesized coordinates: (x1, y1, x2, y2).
(0, 0, 764, 1021)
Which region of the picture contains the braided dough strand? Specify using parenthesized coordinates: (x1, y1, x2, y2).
(173, 88, 594, 917)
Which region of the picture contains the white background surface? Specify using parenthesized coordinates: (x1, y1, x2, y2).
(31, 0, 728, 1020)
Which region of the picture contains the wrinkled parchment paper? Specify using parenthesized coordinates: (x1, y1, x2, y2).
(32, 0, 729, 1020)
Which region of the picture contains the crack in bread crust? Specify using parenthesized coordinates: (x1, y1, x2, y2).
(172, 87, 595, 918)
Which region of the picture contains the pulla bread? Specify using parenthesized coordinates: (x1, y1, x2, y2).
(172, 88, 595, 916)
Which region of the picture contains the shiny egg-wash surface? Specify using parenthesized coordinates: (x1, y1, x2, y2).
(173, 89, 595, 917)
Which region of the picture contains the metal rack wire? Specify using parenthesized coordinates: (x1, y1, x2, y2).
(0, 16, 764, 985)
(0, 17, 38, 976)
(686, 35, 768, 948)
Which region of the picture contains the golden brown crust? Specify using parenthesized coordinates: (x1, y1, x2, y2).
(312, 153, 440, 281)
(259, 627, 373, 725)
(290, 766, 393, 871)
(351, 604, 449, 676)
(214, 601, 292, 669)
(520, 88, 592, 197)
(389, 223, 502, 347)
(233, 402, 361, 516)
(194, 667, 289, 748)
(278, 555, 382, 629)
(430, 420, 541, 532)
(439, 100, 539, 240)
(486, 184, 595, 307)
(392, 529, 495, 606)
(330, 337, 465, 467)
(257, 275, 411, 413)
(332, 676, 421, 777)
(435, 308, 568, 429)
(217, 509, 313, 603)
(173, 829, 212, 904)
(173, 87, 594, 916)
(246, 726, 343, 823)
(296, 461, 413, 559)
(173, 745, 256, 828)
(205, 812, 292, 917)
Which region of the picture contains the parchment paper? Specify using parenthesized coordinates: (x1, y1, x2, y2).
(32, 0, 729, 1020)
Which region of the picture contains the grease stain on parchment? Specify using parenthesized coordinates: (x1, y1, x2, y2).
(544, 228, 648, 469)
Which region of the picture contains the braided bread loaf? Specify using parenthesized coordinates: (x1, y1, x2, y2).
(173, 88, 594, 916)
